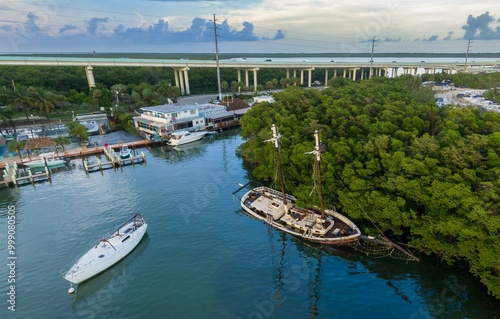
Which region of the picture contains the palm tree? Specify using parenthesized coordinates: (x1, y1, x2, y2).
(53, 136, 70, 153)
(231, 81, 238, 95)
(73, 124, 89, 145)
(7, 85, 34, 121)
(280, 78, 286, 88)
(265, 81, 273, 92)
(51, 93, 67, 112)
(168, 86, 180, 102)
(30, 87, 55, 119)
(272, 78, 278, 90)
(0, 107, 16, 133)
(7, 139, 24, 159)
(221, 81, 229, 98)
(91, 88, 102, 106)
(67, 122, 88, 145)
(156, 80, 170, 97)
(237, 81, 244, 94)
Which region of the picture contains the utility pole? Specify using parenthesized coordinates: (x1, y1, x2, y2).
(369, 36, 376, 78)
(213, 14, 222, 101)
(464, 39, 472, 73)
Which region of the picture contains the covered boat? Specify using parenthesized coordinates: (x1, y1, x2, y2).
(23, 152, 67, 169)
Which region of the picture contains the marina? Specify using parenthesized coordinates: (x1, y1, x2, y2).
(0, 139, 152, 187)
(0, 130, 498, 319)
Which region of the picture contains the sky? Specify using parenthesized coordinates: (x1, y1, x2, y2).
(0, 0, 499, 54)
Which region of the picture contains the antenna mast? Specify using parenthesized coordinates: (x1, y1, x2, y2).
(464, 39, 471, 72)
(369, 36, 376, 78)
(213, 14, 222, 101)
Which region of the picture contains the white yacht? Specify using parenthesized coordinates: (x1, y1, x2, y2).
(167, 130, 207, 146)
(62, 214, 147, 293)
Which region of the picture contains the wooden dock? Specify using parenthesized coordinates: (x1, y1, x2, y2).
(0, 139, 158, 169)
(1, 162, 51, 187)
(0, 139, 161, 187)
(82, 146, 147, 174)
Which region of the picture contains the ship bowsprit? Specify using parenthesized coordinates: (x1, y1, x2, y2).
(353, 235, 420, 262)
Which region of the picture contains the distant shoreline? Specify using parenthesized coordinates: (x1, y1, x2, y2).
(1, 52, 499, 59)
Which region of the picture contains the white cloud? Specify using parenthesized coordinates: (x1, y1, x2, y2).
(0, 0, 498, 53)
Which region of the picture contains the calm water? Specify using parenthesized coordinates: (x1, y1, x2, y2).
(0, 130, 499, 319)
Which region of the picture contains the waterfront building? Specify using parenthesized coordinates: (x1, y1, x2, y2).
(133, 103, 215, 138)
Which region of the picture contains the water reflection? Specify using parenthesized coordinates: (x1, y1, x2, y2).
(148, 129, 239, 164)
(250, 221, 500, 319)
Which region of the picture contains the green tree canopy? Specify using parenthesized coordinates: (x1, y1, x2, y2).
(238, 76, 500, 299)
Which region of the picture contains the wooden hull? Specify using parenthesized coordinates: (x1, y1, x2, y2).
(240, 186, 361, 245)
(63, 216, 147, 284)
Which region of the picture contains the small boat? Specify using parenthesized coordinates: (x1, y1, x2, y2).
(235, 124, 361, 245)
(167, 130, 207, 146)
(62, 214, 147, 293)
(119, 144, 132, 159)
(23, 152, 66, 169)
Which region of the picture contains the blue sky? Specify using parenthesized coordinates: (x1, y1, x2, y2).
(0, 0, 499, 54)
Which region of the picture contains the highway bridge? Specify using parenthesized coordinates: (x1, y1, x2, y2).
(0, 55, 498, 94)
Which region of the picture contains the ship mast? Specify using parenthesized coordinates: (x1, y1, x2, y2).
(311, 130, 325, 218)
(271, 124, 288, 205)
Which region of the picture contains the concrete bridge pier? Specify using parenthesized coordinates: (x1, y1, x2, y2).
(350, 68, 358, 81)
(391, 67, 398, 77)
(299, 69, 315, 86)
(173, 67, 190, 95)
(306, 68, 314, 87)
(238, 68, 259, 91)
(85, 65, 96, 89)
(253, 69, 258, 91)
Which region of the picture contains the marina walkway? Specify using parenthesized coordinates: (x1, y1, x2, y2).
(0, 139, 160, 169)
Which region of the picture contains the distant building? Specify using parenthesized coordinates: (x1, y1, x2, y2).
(220, 97, 251, 119)
(133, 103, 206, 138)
(252, 95, 275, 105)
(203, 108, 238, 131)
